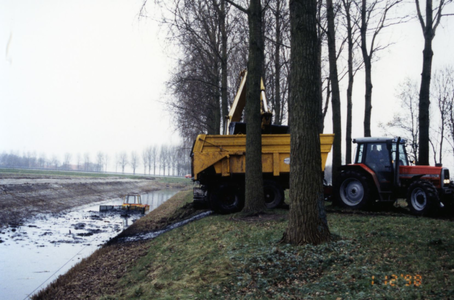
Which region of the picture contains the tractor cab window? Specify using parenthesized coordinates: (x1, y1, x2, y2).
(365, 143, 391, 170)
(392, 143, 409, 166)
(356, 144, 364, 164)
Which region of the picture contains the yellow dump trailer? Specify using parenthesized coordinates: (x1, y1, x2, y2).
(191, 133, 334, 213)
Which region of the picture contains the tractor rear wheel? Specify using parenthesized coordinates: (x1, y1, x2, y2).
(263, 180, 284, 209)
(209, 183, 244, 214)
(336, 170, 372, 209)
(407, 180, 439, 216)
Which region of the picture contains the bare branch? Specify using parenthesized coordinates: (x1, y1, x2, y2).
(225, 0, 248, 14)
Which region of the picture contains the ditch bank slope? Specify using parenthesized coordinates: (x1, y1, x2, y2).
(32, 189, 200, 300)
(0, 175, 181, 228)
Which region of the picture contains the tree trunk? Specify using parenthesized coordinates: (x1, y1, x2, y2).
(327, 0, 342, 186)
(418, 0, 434, 165)
(242, 0, 266, 214)
(343, 0, 354, 164)
(361, 0, 372, 137)
(220, 0, 229, 134)
(214, 65, 221, 134)
(316, 0, 324, 133)
(274, 0, 282, 126)
(283, 0, 330, 245)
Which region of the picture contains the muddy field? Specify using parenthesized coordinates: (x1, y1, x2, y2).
(0, 174, 180, 228)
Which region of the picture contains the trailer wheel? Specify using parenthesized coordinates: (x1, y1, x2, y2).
(210, 183, 244, 214)
(336, 171, 371, 209)
(263, 180, 284, 209)
(407, 180, 439, 216)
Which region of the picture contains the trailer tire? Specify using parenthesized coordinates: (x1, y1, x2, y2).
(336, 170, 371, 209)
(263, 180, 284, 209)
(210, 183, 244, 214)
(407, 180, 439, 216)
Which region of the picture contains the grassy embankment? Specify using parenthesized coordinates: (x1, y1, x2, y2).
(36, 189, 454, 299)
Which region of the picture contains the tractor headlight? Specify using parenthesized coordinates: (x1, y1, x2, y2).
(442, 168, 450, 186)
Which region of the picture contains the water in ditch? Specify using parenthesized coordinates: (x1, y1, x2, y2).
(0, 189, 179, 300)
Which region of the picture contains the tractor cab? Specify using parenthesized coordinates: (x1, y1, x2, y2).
(353, 137, 407, 192)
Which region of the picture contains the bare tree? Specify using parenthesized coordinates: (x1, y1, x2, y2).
(283, 0, 331, 245)
(151, 145, 158, 175)
(50, 155, 60, 169)
(169, 145, 178, 176)
(175, 145, 189, 176)
(1, 151, 23, 168)
(382, 68, 454, 165)
(142, 147, 150, 175)
(159, 0, 248, 142)
(446, 75, 454, 162)
(25, 151, 37, 168)
(341, 0, 362, 164)
(218, 0, 229, 134)
(432, 66, 454, 164)
(37, 153, 46, 168)
(118, 152, 128, 174)
(327, 0, 342, 186)
(96, 152, 105, 172)
(83, 153, 90, 171)
(379, 78, 419, 162)
(415, 0, 453, 165)
(359, 0, 405, 137)
(264, 0, 290, 126)
(104, 154, 109, 172)
(76, 153, 82, 171)
(160, 145, 168, 176)
(130, 151, 139, 175)
(63, 153, 72, 170)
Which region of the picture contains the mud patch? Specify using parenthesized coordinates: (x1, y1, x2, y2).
(31, 189, 195, 300)
(0, 189, 179, 300)
(0, 174, 181, 228)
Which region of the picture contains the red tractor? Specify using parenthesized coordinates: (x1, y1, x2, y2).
(335, 137, 454, 215)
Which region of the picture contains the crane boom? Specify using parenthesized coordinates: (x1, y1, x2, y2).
(225, 70, 272, 135)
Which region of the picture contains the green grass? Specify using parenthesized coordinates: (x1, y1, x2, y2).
(0, 168, 137, 178)
(0, 168, 189, 184)
(152, 175, 192, 185)
(102, 207, 454, 299)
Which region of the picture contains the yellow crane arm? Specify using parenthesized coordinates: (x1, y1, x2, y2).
(225, 70, 271, 134)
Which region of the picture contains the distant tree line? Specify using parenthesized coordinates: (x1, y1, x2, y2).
(0, 151, 104, 172)
(0, 144, 191, 176)
(116, 144, 191, 176)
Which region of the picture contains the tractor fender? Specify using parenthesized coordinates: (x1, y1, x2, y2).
(402, 174, 429, 189)
(338, 164, 382, 199)
(409, 174, 425, 182)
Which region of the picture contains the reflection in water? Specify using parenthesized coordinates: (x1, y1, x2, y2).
(141, 190, 177, 212)
(0, 189, 179, 300)
(122, 216, 129, 227)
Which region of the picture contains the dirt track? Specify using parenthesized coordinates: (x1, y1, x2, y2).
(0, 174, 178, 228)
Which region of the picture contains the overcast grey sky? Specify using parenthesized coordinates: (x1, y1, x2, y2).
(1, 0, 453, 171)
(1, 0, 177, 169)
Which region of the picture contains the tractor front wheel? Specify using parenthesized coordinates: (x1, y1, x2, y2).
(336, 171, 372, 209)
(407, 180, 439, 216)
